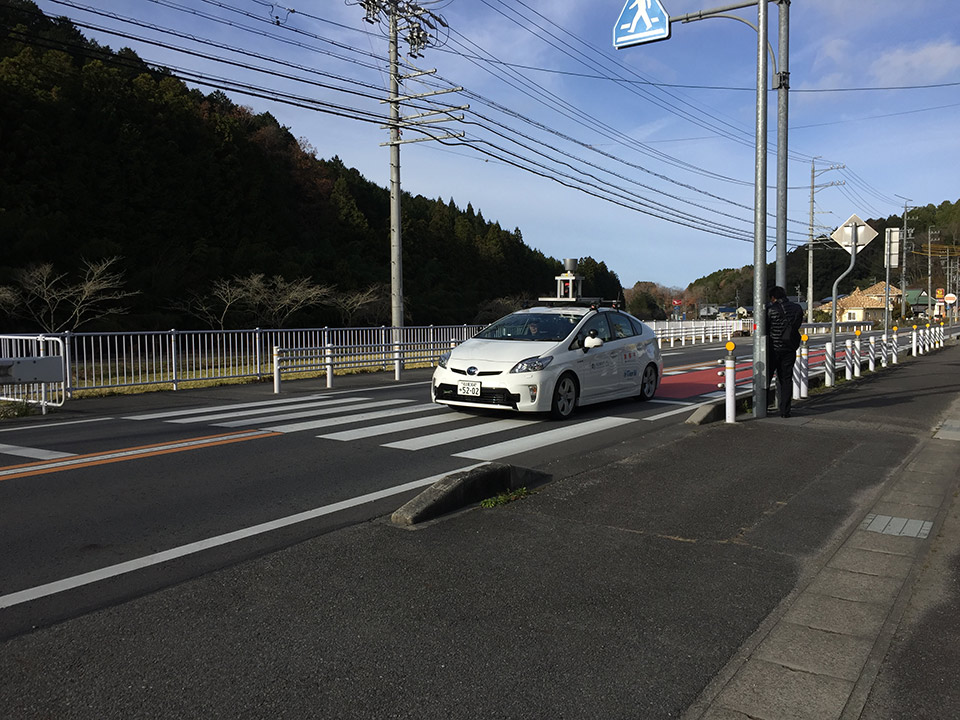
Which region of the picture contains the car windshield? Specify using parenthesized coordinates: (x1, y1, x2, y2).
(474, 312, 580, 342)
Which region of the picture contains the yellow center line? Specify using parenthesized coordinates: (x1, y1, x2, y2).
(0, 430, 281, 481)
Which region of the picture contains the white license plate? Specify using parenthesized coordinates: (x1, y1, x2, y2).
(457, 380, 481, 397)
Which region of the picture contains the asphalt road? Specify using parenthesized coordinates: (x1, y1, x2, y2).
(1, 343, 738, 638)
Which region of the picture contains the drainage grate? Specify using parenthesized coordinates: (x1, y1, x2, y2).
(860, 514, 932, 539)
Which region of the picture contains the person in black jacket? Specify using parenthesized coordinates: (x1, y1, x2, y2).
(766, 285, 804, 417)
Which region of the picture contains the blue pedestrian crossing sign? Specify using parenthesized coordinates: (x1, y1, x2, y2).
(614, 0, 670, 49)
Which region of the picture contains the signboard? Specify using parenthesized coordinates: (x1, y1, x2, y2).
(831, 214, 878, 254)
(672, 299, 682, 306)
(614, 0, 671, 49)
(884, 227, 900, 269)
(945, 293, 958, 306)
(936, 287, 945, 300)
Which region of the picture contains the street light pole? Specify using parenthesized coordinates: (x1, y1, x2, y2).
(752, 0, 769, 417)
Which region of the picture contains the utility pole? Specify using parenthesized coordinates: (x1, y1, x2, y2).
(928, 227, 939, 317)
(806, 159, 843, 322)
(774, 0, 789, 289)
(356, 1, 463, 334)
(896, 196, 913, 319)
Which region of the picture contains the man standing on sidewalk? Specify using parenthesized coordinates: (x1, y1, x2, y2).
(766, 286, 804, 417)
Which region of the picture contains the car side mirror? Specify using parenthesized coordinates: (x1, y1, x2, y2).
(583, 335, 604, 350)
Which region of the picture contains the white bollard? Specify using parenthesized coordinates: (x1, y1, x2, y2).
(845, 339, 853, 381)
(273, 345, 282, 394)
(868, 336, 876, 372)
(800, 342, 809, 399)
(892, 329, 899, 364)
(724, 342, 737, 423)
(326, 342, 334, 388)
(825, 341, 835, 387)
(912, 326, 918, 356)
(880, 334, 888, 368)
(854, 334, 862, 377)
(792, 346, 801, 399)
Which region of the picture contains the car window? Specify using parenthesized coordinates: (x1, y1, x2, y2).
(608, 313, 636, 339)
(474, 312, 577, 341)
(572, 313, 613, 348)
(628, 316, 647, 336)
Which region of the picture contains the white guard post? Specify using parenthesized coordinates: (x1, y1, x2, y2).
(799, 336, 809, 399)
(845, 339, 853, 381)
(892, 327, 899, 364)
(912, 326, 918, 356)
(722, 341, 737, 423)
(868, 335, 876, 372)
(854, 331, 862, 378)
(825, 341, 834, 387)
(273, 345, 281, 393)
(880, 333, 888, 368)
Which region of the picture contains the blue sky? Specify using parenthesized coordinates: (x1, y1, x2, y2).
(30, 0, 960, 290)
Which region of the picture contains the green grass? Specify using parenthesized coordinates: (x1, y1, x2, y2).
(480, 487, 531, 508)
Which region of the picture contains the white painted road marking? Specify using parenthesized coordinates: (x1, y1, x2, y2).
(0, 464, 485, 610)
(453, 416, 636, 461)
(384, 417, 540, 451)
(263, 403, 442, 434)
(0, 443, 75, 461)
(215, 399, 415, 428)
(319, 412, 467, 441)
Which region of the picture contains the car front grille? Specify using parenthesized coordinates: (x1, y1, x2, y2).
(450, 367, 502, 377)
(436, 383, 519, 407)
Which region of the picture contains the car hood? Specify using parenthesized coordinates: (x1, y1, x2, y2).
(450, 338, 561, 365)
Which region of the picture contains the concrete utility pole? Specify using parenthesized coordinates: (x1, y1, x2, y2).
(806, 159, 844, 322)
(356, 1, 462, 334)
(774, 0, 789, 289)
(928, 227, 939, 317)
(896, 196, 912, 318)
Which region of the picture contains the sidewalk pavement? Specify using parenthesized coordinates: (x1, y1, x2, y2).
(2, 345, 959, 719)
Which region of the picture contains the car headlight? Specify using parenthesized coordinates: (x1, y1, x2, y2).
(437, 351, 451, 369)
(510, 356, 553, 373)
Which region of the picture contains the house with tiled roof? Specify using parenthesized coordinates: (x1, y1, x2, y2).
(815, 282, 901, 323)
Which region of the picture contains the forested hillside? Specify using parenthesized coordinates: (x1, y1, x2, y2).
(0, 0, 622, 331)
(681, 199, 960, 313)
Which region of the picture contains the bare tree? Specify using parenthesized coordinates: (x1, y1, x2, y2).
(240, 273, 333, 328)
(329, 284, 388, 327)
(172, 277, 248, 329)
(1, 257, 138, 332)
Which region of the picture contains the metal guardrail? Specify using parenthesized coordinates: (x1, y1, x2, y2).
(0, 335, 66, 414)
(0, 326, 483, 401)
(2, 321, 954, 408)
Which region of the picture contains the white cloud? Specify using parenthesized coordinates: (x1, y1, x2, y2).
(869, 39, 960, 85)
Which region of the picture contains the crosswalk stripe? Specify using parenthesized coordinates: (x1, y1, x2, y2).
(265, 403, 442, 434)
(318, 413, 467, 441)
(168, 397, 370, 424)
(124, 393, 330, 420)
(214, 399, 414, 428)
(383, 417, 539, 451)
(452, 417, 636, 461)
(0, 443, 75, 461)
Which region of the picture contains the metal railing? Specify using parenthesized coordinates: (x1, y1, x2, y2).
(1, 326, 483, 401)
(2, 320, 954, 407)
(0, 335, 67, 413)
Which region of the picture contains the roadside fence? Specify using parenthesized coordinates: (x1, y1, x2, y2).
(1, 319, 953, 413)
(719, 322, 958, 422)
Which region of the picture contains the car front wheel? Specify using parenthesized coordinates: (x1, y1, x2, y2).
(638, 364, 658, 401)
(550, 373, 578, 420)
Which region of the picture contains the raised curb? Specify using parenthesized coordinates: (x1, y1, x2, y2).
(391, 462, 550, 526)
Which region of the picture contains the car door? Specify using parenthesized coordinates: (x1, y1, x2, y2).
(606, 312, 641, 393)
(571, 313, 620, 400)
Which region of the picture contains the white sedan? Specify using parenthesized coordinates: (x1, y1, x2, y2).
(431, 305, 663, 419)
